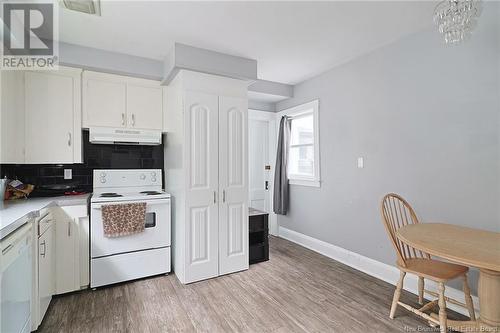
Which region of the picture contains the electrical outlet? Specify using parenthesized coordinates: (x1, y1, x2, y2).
(357, 157, 364, 169)
(64, 169, 73, 180)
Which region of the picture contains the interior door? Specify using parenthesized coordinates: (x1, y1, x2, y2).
(83, 73, 126, 128)
(249, 119, 270, 211)
(25, 71, 75, 163)
(184, 91, 220, 283)
(218, 96, 249, 275)
(127, 84, 163, 130)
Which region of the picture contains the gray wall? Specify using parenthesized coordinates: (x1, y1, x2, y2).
(276, 3, 499, 295)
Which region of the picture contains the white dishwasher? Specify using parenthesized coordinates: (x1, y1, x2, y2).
(1, 223, 33, 333)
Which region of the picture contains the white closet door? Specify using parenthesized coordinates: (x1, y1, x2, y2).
(184, 91, 220, 283)
(218, 96, 249, 275)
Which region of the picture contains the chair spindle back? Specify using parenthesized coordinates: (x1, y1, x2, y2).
(380, 193, 430, 267)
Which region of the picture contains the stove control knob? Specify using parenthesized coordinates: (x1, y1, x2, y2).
(100, 172, 106, 177)
(152, 178, 157, 182)
(140, 174, 146, 180)
(100, 177, 106, 183)
(151, 172, 156, 177)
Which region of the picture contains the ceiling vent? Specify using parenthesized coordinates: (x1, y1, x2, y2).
(60, 0, 101, 16)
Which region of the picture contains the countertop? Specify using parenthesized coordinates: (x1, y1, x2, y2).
(249, 207, 269, 217)
(0, 194, 90, 240)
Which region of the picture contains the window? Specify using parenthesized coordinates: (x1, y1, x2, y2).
(278, 100, 320, 187)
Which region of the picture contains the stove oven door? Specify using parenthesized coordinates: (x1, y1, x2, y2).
(90, 198, 171, 258)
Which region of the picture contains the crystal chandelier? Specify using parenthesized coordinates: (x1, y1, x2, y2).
(433, 0, 482, 44)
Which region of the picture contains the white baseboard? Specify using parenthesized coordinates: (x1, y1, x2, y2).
(278, 226, 479, 317)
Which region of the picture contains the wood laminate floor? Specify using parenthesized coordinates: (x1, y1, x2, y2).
(39, 236, 465, 332)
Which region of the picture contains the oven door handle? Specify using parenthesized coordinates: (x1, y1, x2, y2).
(92, 199, 170, 210)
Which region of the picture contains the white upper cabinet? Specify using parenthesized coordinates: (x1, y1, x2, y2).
(127, 84, 163, 130)
(1, 71, 25, 164)
(24, 68, 82, 164)
(83, 73, 126, 128)
(82, 71, 163, 130)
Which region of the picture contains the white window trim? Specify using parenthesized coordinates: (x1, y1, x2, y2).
(277, 100, 321, 188)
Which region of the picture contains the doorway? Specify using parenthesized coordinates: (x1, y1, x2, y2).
(248, 109, 278, 235)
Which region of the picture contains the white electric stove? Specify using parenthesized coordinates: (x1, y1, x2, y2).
(90, 169, 171, 288)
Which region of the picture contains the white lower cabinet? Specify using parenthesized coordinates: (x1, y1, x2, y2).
(31, 204, 89, 330)
(78, 216, 90, 288)
(37, 217, 55, 327)
(55, 205, 89, 294)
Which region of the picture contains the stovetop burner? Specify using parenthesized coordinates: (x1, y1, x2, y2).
(140, 191, 163, 195)
(99, 192, 123, 198)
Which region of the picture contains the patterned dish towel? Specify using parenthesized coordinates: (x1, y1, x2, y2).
(101, 202, 147, 238)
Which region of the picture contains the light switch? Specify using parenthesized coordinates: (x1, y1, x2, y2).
(64, 169, 72, 180)
(357, 157, 364, 169)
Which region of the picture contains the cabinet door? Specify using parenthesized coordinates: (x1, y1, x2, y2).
(54, 213, 78, 295)
(38, 225, 54, 324)
(1, 71, 25, 163)
(218, 96, 249, 275)
(184, 91, 220, 283)
(83, 73, 126, 128)
(25, 71, 79, 164)
(127, 84, 163, 130)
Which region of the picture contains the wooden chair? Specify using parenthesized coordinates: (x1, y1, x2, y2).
(380, 193, 475, 332)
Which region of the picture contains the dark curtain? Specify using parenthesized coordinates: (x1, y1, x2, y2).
(273, 116, 291, 215)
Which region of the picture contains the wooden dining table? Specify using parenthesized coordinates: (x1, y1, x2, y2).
(397, 223, 500, 332)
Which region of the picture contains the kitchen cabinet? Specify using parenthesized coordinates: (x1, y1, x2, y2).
(165, 71, 248, 284)
(0, 71, 25, 164)
(37, 215, 55, 326)
(24, 67, 82, 164)
(82, 71, 163, 130)
(127, 83, 163, 130)
(78, 216, 90, 288)
(54, 205, 89, 294)
(82, 72, 126, 128)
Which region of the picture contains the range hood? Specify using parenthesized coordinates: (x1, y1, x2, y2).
(89, 127, 162, 145)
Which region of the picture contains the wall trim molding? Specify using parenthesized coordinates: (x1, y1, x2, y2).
(278, 226, 479, 317)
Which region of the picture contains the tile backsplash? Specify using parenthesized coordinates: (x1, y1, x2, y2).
(0, 130, 164, 196)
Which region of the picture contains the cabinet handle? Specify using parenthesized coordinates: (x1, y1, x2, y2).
(67, 221, 71, 237)
(40, 240, 46, 257)
(67, 132, 71, 146)
(2, 244, 14, 255)
(213, 191, 217, 204)
(131, 113, 136, 126)
(223, 190, 226, 203)
(122, 113, 126, 126)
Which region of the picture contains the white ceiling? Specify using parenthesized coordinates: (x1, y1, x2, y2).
(58, 1, 437, 84)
